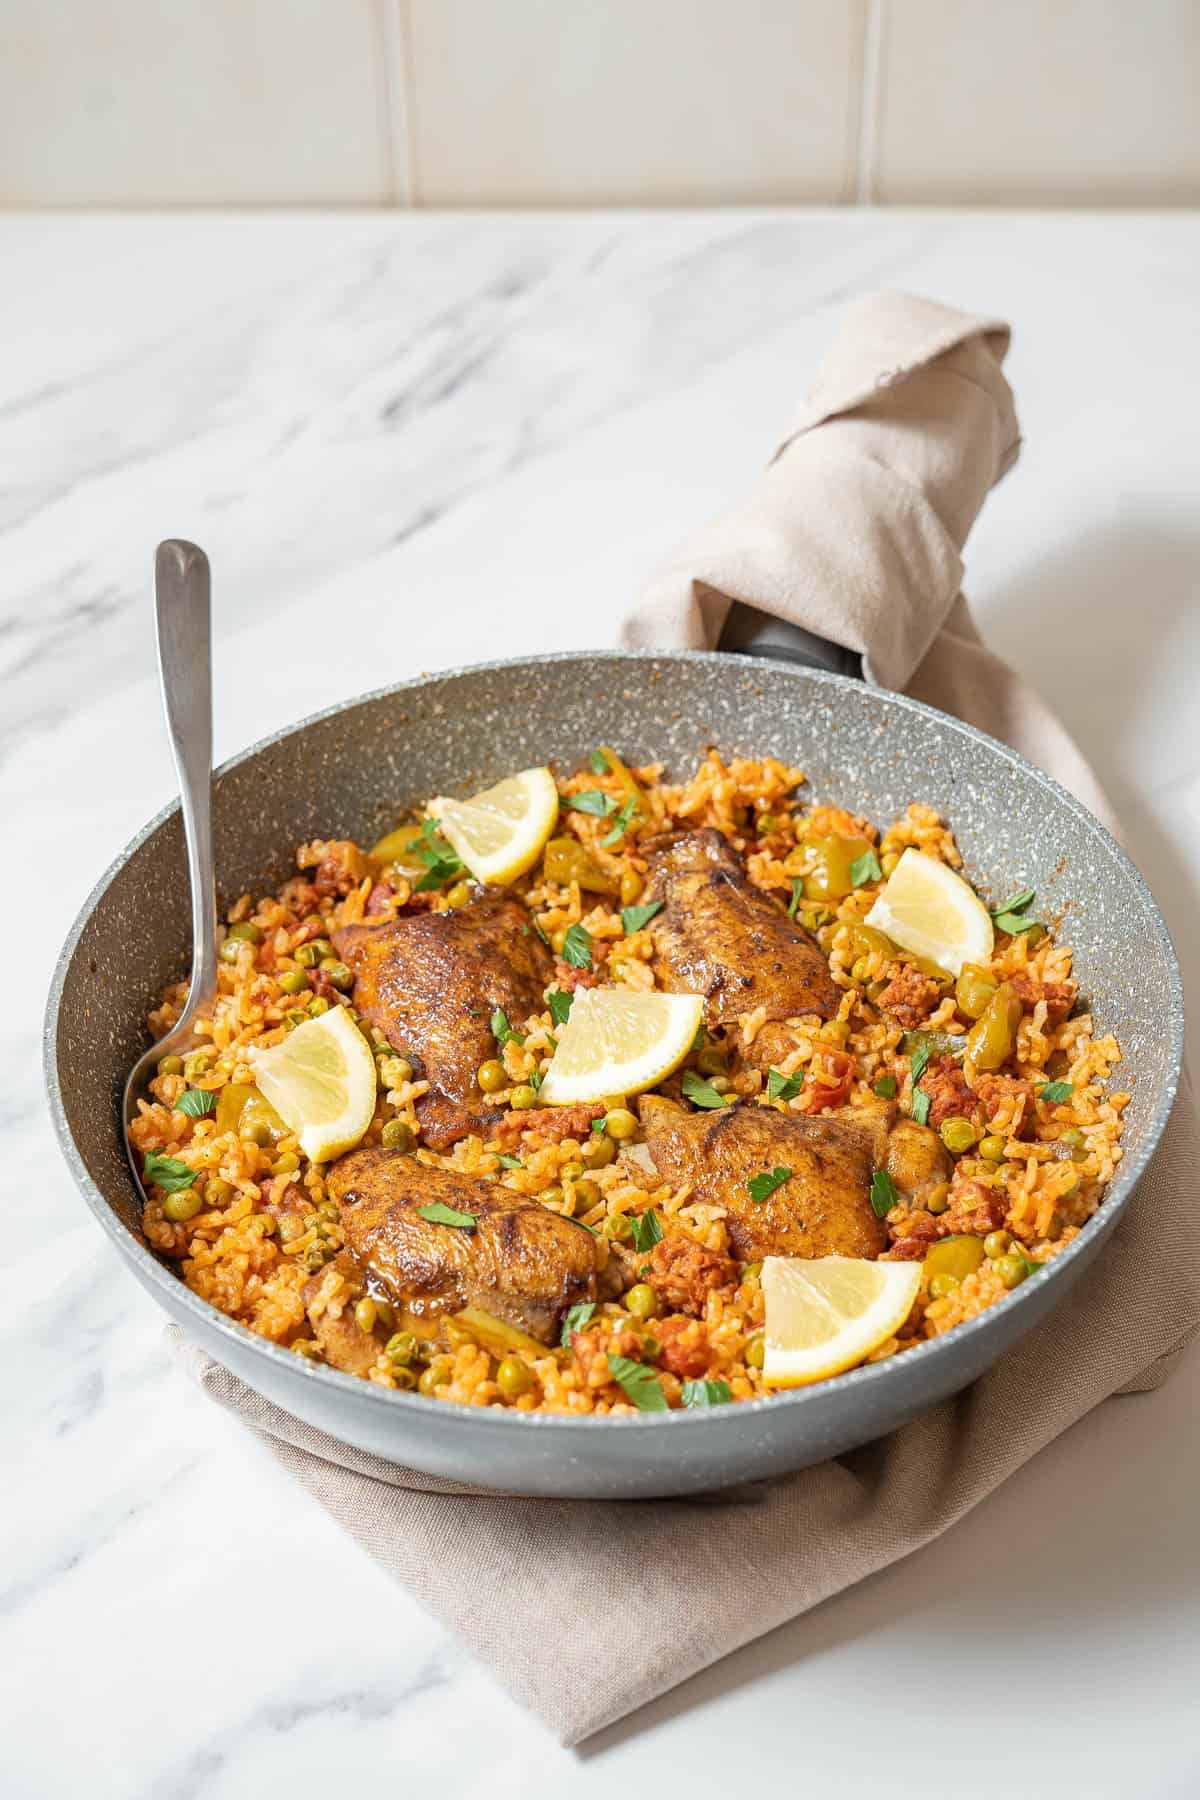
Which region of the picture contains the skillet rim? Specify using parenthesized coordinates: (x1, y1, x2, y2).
(43, 648, 1185, 1435)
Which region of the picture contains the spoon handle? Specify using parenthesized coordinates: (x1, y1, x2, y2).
(154, 540, 218, 1015)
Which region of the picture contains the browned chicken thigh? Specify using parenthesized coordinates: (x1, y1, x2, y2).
(332, 893, 554, 1149)
(643, 830, 839, 1058)
(637, 1095, 951, 1261)
(328, 1150, 616, 1342)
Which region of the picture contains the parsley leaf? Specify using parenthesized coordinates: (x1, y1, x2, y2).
(1021, 1253, 1042, 1279)
(561, 1300, 596, 1346)
(682, 1379, 733, 1409)
(175, 1089, 216, 1119)
(563, 790, 617, 818)
(561, 923, 592, 969)
(496, 1154, 523, 1169)
(911, 1090, 931, 1126)
(991, 888, 1035, 918)
(1038, 1080, 1074, 1104)
(491, 1006, 524, 1049)
(874, 1075, 898, 1098)
(747, 1165, 792, 1204)
(527, 1068, 543, 1092)
(413, 818, 464, 891)
(600, 795, 637, 849)
(870, 1168, 899, 1219)
(143, 1152, 198, 1194)
(590, 1117, 607, 1133)
(621, 899, 664, 937)
(629, 1209, 664, 1252)
(532, 918, 551, 949)
(766, 1068, 804, 1103)
(993, 911, 1043, 936)
(606, 1354, 668, 1412)
(787, 878, 803, 918)
(589, 750, 609, 774)
(850, 847, 884, 887)
(681, 1069, 732, 1110)
(416, 1202, 477, 1230)
(547, 988, 573, 1027)
(908, 1038, 933, 1084)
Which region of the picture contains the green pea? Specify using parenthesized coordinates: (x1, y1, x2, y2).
(227, 921, 262, 945)
(354, 1297, 377, 1334)
(584, 1133, 617, 1168)
(381, 1118, 414, 1152)
(603, 1212, 633, 1242)
(277, 969, 308, 996)
(308, 996, 331, 1016)
(744, 1334, 765, 1369)
(271, 1151, 300, 1175)
(496, 1355, 534, 1400)
(418, 1359, 452, 1395)
(625, 1283, 659, 1321)
(997, 1253, 1028, 1290)
(303, 1244, 327, 1272)
(392, 1366, 419, 1391)
(163, 1188, 203, 1223)
(183, 1049, 216, 1080)
(242, 1120, 272, 1147)
(477, 1058, 507, 1094)
(219, 938, 244, 965)
(940, 1116, 978, 1155)
(445, 881, 472, 909)
(560, 1160, 585, 1182)
(696, 1046, 728, 1077)
(928, 1272, 960, 1300)
(925, 1182, 951, 1215)
(279, 1214, 306, 1244)
(295, 938, 333, 969)
(509, 1085, 539, 1111)
(319, 958, 353, 992)
(572, 1177, 601, 1209)
(604, 1108, 637, 1140)
(984, 1230, 1011, 1259)
(203, 1176, 232, 1207)
(156, 1054, 184, 1078)
(387, 1056, 414, 1084)
(979, 1134, 1007, 1162)
(283, 1010, 308, 1032)
(386, 1331, 419, 1366)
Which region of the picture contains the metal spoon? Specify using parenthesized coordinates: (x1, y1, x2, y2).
(121, 541, 218, 1181)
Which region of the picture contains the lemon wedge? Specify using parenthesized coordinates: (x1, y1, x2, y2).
(538, 988, 704, 1106)
(249, 1006, 377, 1163)
(761, 1255, 921, 1386)
(865, 846, 993, 978)
(429, 767, 560, 886)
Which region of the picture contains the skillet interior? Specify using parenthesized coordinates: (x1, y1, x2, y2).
(45, 652, 1183, 1497)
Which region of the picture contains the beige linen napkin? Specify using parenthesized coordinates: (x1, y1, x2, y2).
(174, 292, 1197, 1746)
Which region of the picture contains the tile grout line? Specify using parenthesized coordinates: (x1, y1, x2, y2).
(855, 0, 886, 205)
(374, 0, 415, 206)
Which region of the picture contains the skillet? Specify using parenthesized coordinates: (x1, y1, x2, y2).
(44, 644, 1183, 1498)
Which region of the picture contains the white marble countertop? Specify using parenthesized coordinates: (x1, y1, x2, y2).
(4, 210, 1198, 1799)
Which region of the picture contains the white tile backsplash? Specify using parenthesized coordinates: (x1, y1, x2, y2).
(0, 0, 1196, 207)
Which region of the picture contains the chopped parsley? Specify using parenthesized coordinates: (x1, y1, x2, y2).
(908, 1038, 933, 1084)
(787, 878, 803, 918)
(589, 749, 609, 774)
(606, 1354, 668, 1412)
(1038, 1080, 1074, 1104)
(561, 923, 593, 969)
(496, 1154, 523, 1169)
(990, 887, 1041, 935)
(413, 818, 464, 891)
(561, 1300, 596, 1346)
(620, 900, 664, 937)
(532, 918, 552, 949)
(629, 1208, 664, 1252)
(547, 988, 574, 1027)
(1021, 1253, 1042, 1279)
(527, 1068, 543, 1092)
(600, 796, 638, 849)
(747, 1165, 792, 1204)
(563, 789, 617, 818)
(174, 1089, 216, 1119)
(766, 1067, 804, 1103)
(681, 1069, 732, 1110)
(143, 1153, 198, 1194)
(873, 1075, 898, 1099)
(590, 1116, 607, 1133)
(416, 1202, 477, 1230)
(491, 1006, 524, 1049)
(682, 1379, 733, 1408)
(869, 1168, 899, 1219)
(911, 1089, 931, 1127)
(850, 847, 884, 887)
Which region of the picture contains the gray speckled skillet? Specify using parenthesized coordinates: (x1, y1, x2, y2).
(44, 651, 1183, 1498)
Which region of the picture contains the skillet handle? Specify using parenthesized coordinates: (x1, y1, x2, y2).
(717, 599, 863, 680)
